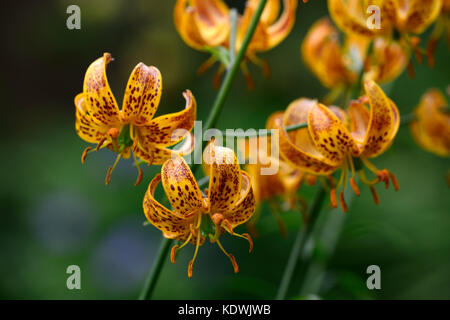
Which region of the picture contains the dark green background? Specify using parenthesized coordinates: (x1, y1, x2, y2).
(0, 0, 448, 299)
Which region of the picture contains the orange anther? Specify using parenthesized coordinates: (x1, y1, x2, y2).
(188, 260, 194, 278)
(339, 192, 348, 213)
(105, 166, 113, 185)
(170, 245, 178, 264)
(242, 233, 253, 253)
(350, 178, 360, 196)
(135, 166, 143, 186)
(389, 172, 399, 191)
(330, 188, 338, 208)
(228, 254, 239, 273)
(370, 186, 380, 205)
(107, 127, 120, 139)
(96, 137, 107, 151)
(377, 170, 389, 189)
(81, 147, 91, 164)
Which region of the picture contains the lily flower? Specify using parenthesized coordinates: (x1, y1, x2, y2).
(301, 17, 408, 91)
(273, 81, 400, 212)
(143, 143, 256, 278)
(238, 113, 315, 236)
(174, 0, 298, 89)
(75, 53, 196, 185)
(328, 0, 443, 38)
(410, 89, 450, 157)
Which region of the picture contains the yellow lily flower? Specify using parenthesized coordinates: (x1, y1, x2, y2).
(273, 81, 400, 212)
(143, 144, 256, 278)
(174, 0, 298, 89)
(328, 0, 443, 37)
(301, 17, 408, 90)
(75, 53, 196, 185)
(410, 89, 450, 157)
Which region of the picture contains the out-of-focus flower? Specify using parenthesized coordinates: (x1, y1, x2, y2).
(75, 53, 196, 185)
(238, 113, 315, 236)
(174, 0, 298, 89)
(273, 81, 400, 211)
(410, 89, 450, 157)
(328, 0, 443, 37)
(301, 18, 408, 90)
(427, 0, 450, 67)
(143, 144, 256, 278)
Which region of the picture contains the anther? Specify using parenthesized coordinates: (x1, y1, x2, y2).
(170, 245, 178, 264)
(228, 254, 239, 273)
(350, 178, 360, 196)
(339, 192, 348, 213)
(377, 170, 389, 189)
(188, 260, 194, 278)
(81, 147, 91, 164)
(135, 166, 143, 186)
(242, 233, 253, 253)
(370, 186, 380, 205)
(330, 188, 338, 208)
(105, 166, 113, 185)
(389, 172, 399, 191)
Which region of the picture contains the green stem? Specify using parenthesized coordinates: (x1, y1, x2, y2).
(138, 0, 268, 300)
(138, 237, 171, 300)
(276, 186, 326, 300)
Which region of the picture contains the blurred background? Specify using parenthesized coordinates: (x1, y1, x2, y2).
(0, 0, 448, 299)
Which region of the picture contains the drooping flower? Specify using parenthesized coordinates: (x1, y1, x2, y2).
(427, 0, 450, 67)
(301, 17, 408, 91)
(75, 53, 196, 185)
(143, 143, 256, 278)
(410, 89, 450, 157)
(238, 113, 315, 236)
(174, 0, 298, 89)
(273, 80, 400, 211)
(328, 0, 443, 38)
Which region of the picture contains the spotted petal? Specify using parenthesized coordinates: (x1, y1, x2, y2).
(74, 93, 111, 144)
(274, 111, 339, 175)
(206, 143, 242, 213)
(392, 0, 443, 34)
(222, 171, 256, 229)
(121, 63, 162, 126)
(136, 90, 196, 148)
(362, 80, 400, 157)
(161, 156, 204, 216)
(266, 0, 298, 50)
(143, 174, 196, 241)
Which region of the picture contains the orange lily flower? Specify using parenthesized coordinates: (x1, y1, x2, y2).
(174, 0, 298, 89)
(328, 0, 443, 37)
(75, 53, 196, 185)
(410, 89, 450, 157)
(273, 81, 400, 211)
(301, 17, 408, 90)
(238, 113, 315, 235)
(143, 144, 256, 278)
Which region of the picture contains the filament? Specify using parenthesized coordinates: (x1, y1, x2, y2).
(105, 154, 122, 185)
(216, 239, 239, 273)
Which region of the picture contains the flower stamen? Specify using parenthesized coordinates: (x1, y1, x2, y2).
(339, 192, 348, 213)
(105, 154, 122, 185)
(370, 186, 380, 205)
(216, 238, 239, 273)
(188, 225, 202, 279)
(133, 151, 143, 186)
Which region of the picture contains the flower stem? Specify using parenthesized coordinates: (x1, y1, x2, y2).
(138, 237, 172, 300)
(138, 0, 268, 300)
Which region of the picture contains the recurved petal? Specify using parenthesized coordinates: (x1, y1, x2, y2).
(237, 2, 269, 52)
(274, 113, 339, 175)
(328, 0, 388, 37)
(136, 90, 196, 147)
(75, 93, 111, 144)
(143, 174, 195, 240)
(121, 63, 162, 125)
(222, 171, 256, 229)
(362, 80, 400, 157)
(174, 1, 210, 50)
(348, 98, 370, 152)
(393, 0, 443, 34)
(410, 89, 450, 157)
(191, 0, 230, 46)
(134, 134, 195, 165)
(308, 103, 359, 163)
(266, 0, 298, 50)
(206, 143, 242, 213)
(161, 156, 204, 215)
(83, 53, 121, 126)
